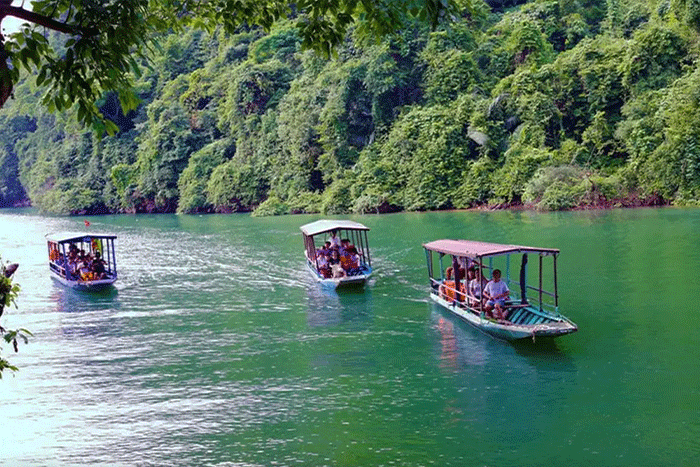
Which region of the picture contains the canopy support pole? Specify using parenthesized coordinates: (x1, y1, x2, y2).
(539, 254, 543, 312)
(553, 254, 559, 309)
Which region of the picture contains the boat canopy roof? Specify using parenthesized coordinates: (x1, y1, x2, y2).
(46, 232, 117, 243)
(423, 239, 559, 258)
(300, 220, 369, 237)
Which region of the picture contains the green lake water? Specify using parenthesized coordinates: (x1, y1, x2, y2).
(1, 208, 698, 466)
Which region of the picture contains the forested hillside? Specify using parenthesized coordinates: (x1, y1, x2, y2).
(2, 0, 700, 214)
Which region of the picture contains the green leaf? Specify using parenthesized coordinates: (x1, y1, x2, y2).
(35, 68, 47, 87)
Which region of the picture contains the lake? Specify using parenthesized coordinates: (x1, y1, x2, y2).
(1, 208, 698, 466)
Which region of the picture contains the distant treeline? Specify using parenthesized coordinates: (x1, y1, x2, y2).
(2, 0, 700, 215)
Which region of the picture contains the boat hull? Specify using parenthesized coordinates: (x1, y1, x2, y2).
(430, 292, 577, 341)
(50, 273, 117, 291)
(306, 261, 371, 289)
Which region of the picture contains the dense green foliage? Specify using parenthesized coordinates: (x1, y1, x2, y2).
(2, 0, 700, 213)
(1, 259, 30, 378)
(1, 0, 456, 130)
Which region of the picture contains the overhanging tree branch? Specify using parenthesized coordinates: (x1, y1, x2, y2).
(0, 5, 92, 36)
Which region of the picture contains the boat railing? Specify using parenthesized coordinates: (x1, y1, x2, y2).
(525, 284, 556, 298)
(429, 277, 470, 307)
(431, 277, 560, 318)
(49, 261, 68, 278)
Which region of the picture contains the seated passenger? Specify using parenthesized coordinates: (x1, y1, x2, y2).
(484, 269, 510, 321)
(317, 252, 332, 278)
(439, 267, 456, 302)
(341, 246, 361, 275)
(67, 257, 79, 280)
(318, 241, 331, 256)
(68, 244, 78, 263)
(55, 253, 67, 277)
(329, 249, 346, 278)
(91, 252, 107, 279)
(79, 261, 93, 281)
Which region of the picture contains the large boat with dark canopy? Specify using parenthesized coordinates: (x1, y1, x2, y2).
(46, 233, 118, 290)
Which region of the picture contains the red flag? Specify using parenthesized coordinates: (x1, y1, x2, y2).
(84, 220, 90, 227)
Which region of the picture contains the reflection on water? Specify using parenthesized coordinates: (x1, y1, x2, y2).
(50, 284, 119, 314)
(431, 306, 489, 369)
(431, 303, 577, 374)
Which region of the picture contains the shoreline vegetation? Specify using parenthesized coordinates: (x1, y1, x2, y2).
(0, 190, 668, 215)
(3, 1, 700, 216)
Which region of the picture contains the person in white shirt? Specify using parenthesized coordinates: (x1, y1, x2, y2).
(484, 269, 510, 321)
(328, 230, 341, 250)
(468, 267, 486, 308)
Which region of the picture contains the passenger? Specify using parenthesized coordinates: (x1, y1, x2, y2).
(439, 267, 456, 302)
(456, 266, 467, 302)
(329, 247, 340, 263)
(484, 269, 510, 321)
(68, 244, 78, 262)
(339, 247, 351, 271)
(317, 252, 332, 279)
(67, 255, 79, 279)
(56, 253, 68, 277)
(339, 238, 351, 254)
(91, 252, 107, 279)
(468, 267, 487, 308)
(465, 267, 477, 307)
(79, 260, 93, 281)
(79, 250, 93, 271)
(329, 249, 345, 278)
(328, 230, 341, 250)
(342, 246, 361, 275)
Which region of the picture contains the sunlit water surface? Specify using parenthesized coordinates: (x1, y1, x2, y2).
(1, 208, 699, 466)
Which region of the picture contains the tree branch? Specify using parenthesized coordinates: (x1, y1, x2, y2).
(0, 5, 85, 36)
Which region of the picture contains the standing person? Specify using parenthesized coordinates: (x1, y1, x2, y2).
(328, 230, 341, 250)
(466, 267, 479, 308)
(469, 267, 488, 308)
(483, 269, 510, 321)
